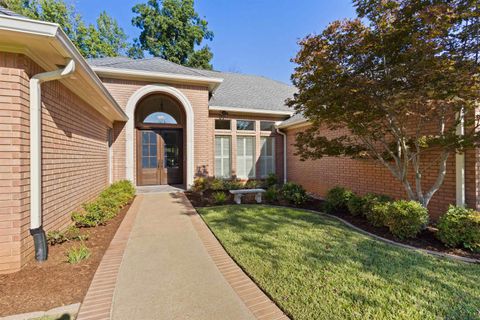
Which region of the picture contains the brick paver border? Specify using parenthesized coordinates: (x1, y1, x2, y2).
(184, 197, 290, 320)
(76, 195, 143, 320)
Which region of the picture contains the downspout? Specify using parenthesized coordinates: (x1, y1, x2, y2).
(29, 60, 76, 261)
(456, 108, 465, 207)
(276, 127, 287, 184)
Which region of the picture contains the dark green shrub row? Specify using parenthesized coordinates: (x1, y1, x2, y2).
(192, 174, 279, 193)
(437, 206, 480, 252)
(72, 180, 135, 228)
(325, 186, 428, 239)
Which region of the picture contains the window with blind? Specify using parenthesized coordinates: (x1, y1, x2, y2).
(259, 137, 275, 178)
(215, 136, 231, 178)
(236, 136, 255, 178)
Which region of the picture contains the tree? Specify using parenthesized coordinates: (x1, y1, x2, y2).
(0, 0, 128, 58)
(131, 0, 214, 68)
(288, 0, 480, 208)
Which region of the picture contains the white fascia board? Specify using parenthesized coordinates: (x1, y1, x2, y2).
(93, 66, 224, 91)
(209, 105, 294, 116)
(276, 118, 309, 129)
(0, 15, 128, 122)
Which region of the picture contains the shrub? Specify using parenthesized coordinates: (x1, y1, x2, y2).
(437, 206, 480, 252)
(324, 187, 354, 213)
(265, 173, 278, 188)
(384, 200, 429, 239)
(209, 178, 225, 191)
(347, 195, 366, 216)
(192, 177, 208, 192)
(265, 186, 279, 202)
(366, 202, 391, 227)
(72, 211, 99, 228)
(281, 182, 308, 205)
(66, 243, 91, 264)
(245, 179, 262, 189)
(47, 230, 67, 246)
(224, 179, 243, 190)
(65, 226, 88, 242)
(212, 192, 228, 204)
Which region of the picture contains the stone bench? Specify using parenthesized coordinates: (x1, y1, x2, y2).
(229, 189, 266, 204)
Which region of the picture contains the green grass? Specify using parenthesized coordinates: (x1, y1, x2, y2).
(198, 205, 480, 320)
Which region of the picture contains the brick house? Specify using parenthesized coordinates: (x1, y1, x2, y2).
(0, 8, 475, 273)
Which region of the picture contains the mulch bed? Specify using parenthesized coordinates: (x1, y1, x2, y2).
(0, 200, 133, 317)
(185, 191, 480, 261)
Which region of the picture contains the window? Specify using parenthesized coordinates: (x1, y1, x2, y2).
(215, 136, 231, 178)
(141, 131, 158, 169)
(215, 119, 231, 130)
(259, 137, 275, 177)
(237, 136, 255, 178)
(260, 121, 275, 132)
(236, 120, 255, 131)
(143, 112, 178, 124)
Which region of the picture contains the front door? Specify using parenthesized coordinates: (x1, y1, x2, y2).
(137, 129, 183, 186)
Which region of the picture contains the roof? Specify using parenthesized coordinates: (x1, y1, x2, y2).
(277, 112, 308, 128)
(0, 5, 26, 18)
(88, 57, 295, 115)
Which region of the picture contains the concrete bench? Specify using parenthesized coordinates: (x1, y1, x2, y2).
(229, 189, 266, 204)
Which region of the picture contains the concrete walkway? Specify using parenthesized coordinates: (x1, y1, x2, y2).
(111, 192, 255, 320)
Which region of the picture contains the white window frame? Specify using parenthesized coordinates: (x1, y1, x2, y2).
(259, 137, 275, 178)
(215, 136, 231, 178)
(236, 136, 256, 179)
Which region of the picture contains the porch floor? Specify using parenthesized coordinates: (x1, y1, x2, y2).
(136, 184, 185, 194)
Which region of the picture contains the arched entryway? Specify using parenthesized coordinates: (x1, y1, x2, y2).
(135, 94, 184, 186)
(125, 85, 195, 188)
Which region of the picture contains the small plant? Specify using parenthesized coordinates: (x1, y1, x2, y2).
(209, 178, 225, 191)
(437, 206, 480, 252)
(347, 194, 366, 216)
(384, 200, 429, 239)
(47, 230, 67, 246)
(72, 211, 99, 228)
(245, 179, 262, 189)
(281, 182, 308, 205)
(192, 177, 208, 192)
(65, 226, 89, 242)
(265, 173, 278, 188)
(324, 186, 354, 213)
(212, 192, 228, 204)
(265, 186, 279, 202)
(66, 243, 91, 264)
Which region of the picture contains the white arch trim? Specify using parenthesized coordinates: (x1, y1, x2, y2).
(125, 84, 195, 188)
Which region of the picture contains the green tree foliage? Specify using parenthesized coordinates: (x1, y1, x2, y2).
(288, 0, 480, 208)
(131, 0, 214, 69)
(0, 0, 128, 58)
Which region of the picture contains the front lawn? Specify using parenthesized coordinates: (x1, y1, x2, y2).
(198, 205, 480, 320)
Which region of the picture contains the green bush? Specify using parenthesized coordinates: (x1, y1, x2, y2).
(265, 173, 278, 188)
(47, 230, 67, 246)
(212, 192, 228, 204)
(224, 179, 243, 190)
(72, 180, 135, 228)
(192, 177, 208, 192)
(66, 243, 91, 264)
(437, 206, 480, 252)
(347, 195, 366, 216)
(210, 178, 225, 191)
(65, 226, 88, 242)
(366, 202, 391, 227)
(384, 200, 429, 239)
(281, 182, 308, 205)
(245, 179, 262, 189)
(265, 186, 279, 202)
(324, 187, 354, 213)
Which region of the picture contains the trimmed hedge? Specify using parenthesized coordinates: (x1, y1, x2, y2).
(347, 195, 366, 216)
(72, 180, 135, 228)
(324, 187, 354, 213)
(384, 200, 429, 239)
(281, 182, 308, 205)
(437, 206, 480, 252)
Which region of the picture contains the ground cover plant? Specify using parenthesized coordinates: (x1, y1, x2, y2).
(199, 205, 480, 320)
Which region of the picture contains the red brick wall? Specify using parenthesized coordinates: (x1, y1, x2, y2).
(285, 124, 478, 220)
(0, 53, 111, 273)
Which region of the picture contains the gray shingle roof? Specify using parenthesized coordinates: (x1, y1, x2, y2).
(278, 112, 306, 127)
(0, 5, 27, 18)
(88, 57, 295, 113)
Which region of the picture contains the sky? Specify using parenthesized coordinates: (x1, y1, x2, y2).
(74, 0, 357, 84)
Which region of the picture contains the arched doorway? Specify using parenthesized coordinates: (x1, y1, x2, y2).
(135, 94, 185, 186)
